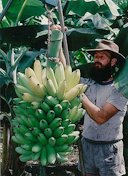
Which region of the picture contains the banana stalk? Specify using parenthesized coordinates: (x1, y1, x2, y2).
(47, 29, 63, 68)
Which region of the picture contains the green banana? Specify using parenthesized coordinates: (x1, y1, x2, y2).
(70, 97, 81, 108)
(13, 106, 27, 116)
(13, 127, 20, 134)
(65, 146, 74, 153)
(61, 119, 70, 128)
(38, 133, 47, 145)
(68, 106, 79, 122)
(12, 135, 22, 144)
(27, 116, 40, 128)
(35, 109, 47, 120)
(61, 108, 70, 120)
(49, 118, 62, 130)
(21, 144, 32, 151)
(32, 151, 41, 161)
(15, 84, 32, 95)
(56, 134, 68, 145)
(56, 153, 68, 163)
(40, 119, 48, 130)
(60, 100, 70, 110)
(25, 132, 37, 142)
(40, 102, 50, 112)
(54, 104, 62, 116)
(40, 147, 47, 166)
(12, 134, 31, 145)
(71, 108, 85, 123)
(46, 144, 56, 164)
(45, 96, 59, 107)
(31, 127, 41, 136)
(16, 116, 29, 127)
(53, 126, 64, 138)
(18, 101, 30, 108)
(22, 92, 42, 102)
(26, 107, 35, 116)
(15, 146, 31, 155)
(15, 89, 22, 99)
(44, 128, 53, 138)
(11, 119, 19, 127)
(55, 144, 69, 152)
(46, 110, 55, 123)
(64, 124, 76, 134)
(31, 101, 40, 109)
(48, 137, 56, 146)
(19, 125, 29, 134)
(32, 143, 42, 153)
(17, 72, 30, 90)
(13, 97, 22, 104)
(15, 133, 27, 144)
(19, 154, 33, 162)
(66, 131, 80, 144)
(67, 135, 79, 145)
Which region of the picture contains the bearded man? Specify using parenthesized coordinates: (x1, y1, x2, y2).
(79, 39, 128, 176)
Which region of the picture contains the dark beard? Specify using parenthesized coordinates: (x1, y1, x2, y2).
(90, 62, 115, 84)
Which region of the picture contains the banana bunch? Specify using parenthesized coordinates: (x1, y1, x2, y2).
(15, 60, 87, 102)
(12, 59, 87, 165)
(12, 96, 84, 165)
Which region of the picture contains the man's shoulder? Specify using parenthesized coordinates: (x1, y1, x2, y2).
(80, 77, 95, 85)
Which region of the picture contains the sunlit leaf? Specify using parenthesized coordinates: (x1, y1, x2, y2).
(2, 0, 46, 23)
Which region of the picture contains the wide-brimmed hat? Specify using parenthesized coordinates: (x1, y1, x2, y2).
(86, 39, 125, 65)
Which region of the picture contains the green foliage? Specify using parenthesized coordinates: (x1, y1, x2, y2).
(1, 0, 46, 25)
(113, 0, 128, 15)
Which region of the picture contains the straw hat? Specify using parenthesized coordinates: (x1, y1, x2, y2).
(86, 39, 125, 65)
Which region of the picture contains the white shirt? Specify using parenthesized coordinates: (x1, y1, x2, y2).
(81, 77, 128, 141)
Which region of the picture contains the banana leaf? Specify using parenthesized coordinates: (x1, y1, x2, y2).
(114, 59, 128, 98)
(114, 26, 128, 57)
(1, 0, 45, 23)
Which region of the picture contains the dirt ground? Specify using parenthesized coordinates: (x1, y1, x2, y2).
(25, 144, 81, 176)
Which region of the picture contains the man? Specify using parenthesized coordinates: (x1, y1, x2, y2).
(79, 39, 128, 176)
(50, 25, 127, 175)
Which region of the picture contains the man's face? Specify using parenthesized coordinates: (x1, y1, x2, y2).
(93, 51, 112, 68)
(90, 51, 116, 83)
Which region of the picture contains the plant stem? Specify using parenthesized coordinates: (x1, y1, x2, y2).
(10, 49, 17, 84)
(0, 0, 13, 22)
(1, 122, 8, 175)
(58, 0, 70, 65)
(40, 165, 47, 176)
(15, 0, 28, 26)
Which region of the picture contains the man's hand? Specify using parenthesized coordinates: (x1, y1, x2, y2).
(50, 24, 68, 31)
(80, 93, 119, 124)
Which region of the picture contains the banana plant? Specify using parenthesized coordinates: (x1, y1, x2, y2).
(0, 0, 124, 52)
(0, 46, 45, 175)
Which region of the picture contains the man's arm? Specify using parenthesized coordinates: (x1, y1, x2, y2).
(81, 93, 119, 124)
